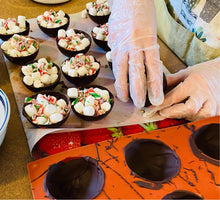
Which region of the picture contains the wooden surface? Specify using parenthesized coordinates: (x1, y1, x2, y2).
(0, 0, 186, 199)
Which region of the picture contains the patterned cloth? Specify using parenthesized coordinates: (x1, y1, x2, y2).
(155, 0, 220, 66)
(169, 0, 220, 49)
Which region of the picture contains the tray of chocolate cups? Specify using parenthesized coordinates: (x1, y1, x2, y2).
(28, 116, 220, 199)
(37, 9, 70, 37)
(1, 34, 39, 65)
(0, 16, 30, 41)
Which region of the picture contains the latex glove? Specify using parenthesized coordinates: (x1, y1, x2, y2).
(144, 57, 220, 121)
(108, 0, 164, 108)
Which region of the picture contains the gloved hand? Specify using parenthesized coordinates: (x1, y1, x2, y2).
(108, 0, 164, 108)
(144, 57, 220, 121)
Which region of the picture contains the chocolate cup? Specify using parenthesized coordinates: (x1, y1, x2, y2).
(189, 123, 220, 166)
(1, 36, 39, 65)
(20, 61, 61, 92)
(144, 73, 167, 107)
(56, 29, 91, 57)
(61, 58, 100, 86)
(22, 91, 71, 128)
(123, 139, 180, 183)
(0, 21, 30, 41)
(108, 61, 112, 70)
(91, 30, 110, 52)
(37, 13, 70, 37)
(71, 85, 114, 121)
(162, 190, 203, 199)
(43, 156, 105, 199)
(87, 10, 110, 25)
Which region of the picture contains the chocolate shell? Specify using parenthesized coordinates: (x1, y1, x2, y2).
(162, 190, 203, 199)
(43, 156, 105, 199)
(22, 91, 71, 128)
(189, 123, 220, 166)
(20, 61, 61, 92)
(0, 21, 30, 41)
(71, 85, 114, 121)
(91, 30, 110, 52)
(123, 139, 180, 183)
(61, 58, 100, 86)
(1, 36, 39, 65)
(56, 29, 91, 57)
(38, 13, 70, 37)
(108, 61, 112, 70)
(87, 10, 110, 25)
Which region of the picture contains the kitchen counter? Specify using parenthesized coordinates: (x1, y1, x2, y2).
(0, 0, 186, 198)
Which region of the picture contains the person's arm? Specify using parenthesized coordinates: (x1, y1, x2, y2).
(108, 0, 164, 108)
(144, 57, 220, 121)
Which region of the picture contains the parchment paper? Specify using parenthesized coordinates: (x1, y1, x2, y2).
(3, 12, 165, 152)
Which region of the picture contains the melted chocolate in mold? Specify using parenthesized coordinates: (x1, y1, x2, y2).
(95, 143, 144, 199)
(183, 167, 198, 183)
(123, 139, 181, 183)
(105, 150, 119, 162)
(106, 139, 118, 151)
(183, 123, 195, 132)
(189, 123, 220, 166)
(102, 189, 110, 200)
(162, 190, 203, 199)
(203, 161, 220, 186)
(178, 174, 195, 187)
(169, 181, 177, 189)
(134, 180, 163, 190)
(43, 156, 105, 199)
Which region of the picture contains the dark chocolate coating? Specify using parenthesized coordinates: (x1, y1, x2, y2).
(91, 30, 111, 52)
(38, 13, 70, 37)
(189, 123, 220, 166)
(108, 61, 112, 70)
(0, 21, 30, 41)
(123, 139, 180, 183)
(44, 156, 105, 199)
(56, 29, 91, 57)
(162, 190, 203, 199)
(87, 10, 110, 25)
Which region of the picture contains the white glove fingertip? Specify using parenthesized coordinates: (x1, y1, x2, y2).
(117, 95, 129, 103)
(114, 82, 129, 103)
(149, 92, 164, 106)
(132, 97, 145, 109)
